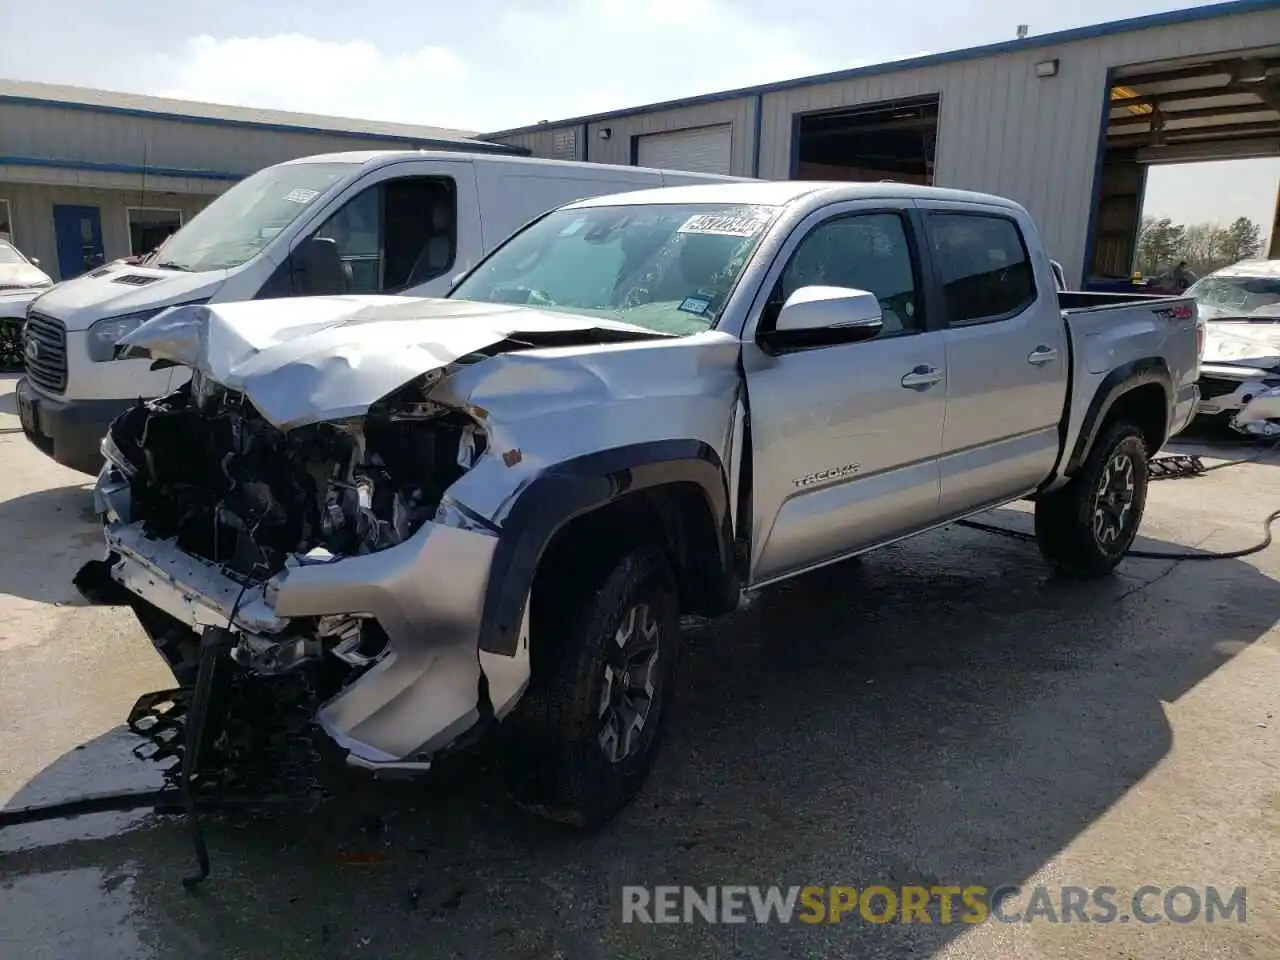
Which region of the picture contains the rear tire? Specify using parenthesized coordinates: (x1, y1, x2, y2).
(499, 546, 680, 826)
(1035, 421, 1149, 576)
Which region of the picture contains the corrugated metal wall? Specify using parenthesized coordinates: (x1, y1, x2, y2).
(582, 99, 757, 172)
(0, 102, 436, 178)
(0, 179, 218, 278)
(493, 6, 1280, 284)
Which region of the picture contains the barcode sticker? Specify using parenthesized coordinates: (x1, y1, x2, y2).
(677, 213, 767, 238)
(284, 188, 320, 204)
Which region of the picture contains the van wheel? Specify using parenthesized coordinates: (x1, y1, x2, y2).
(499, 546, 679, 827)
(1035, 422, 1149, 576)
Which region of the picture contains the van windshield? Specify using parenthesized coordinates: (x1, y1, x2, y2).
(450, 202, 778, 335)
(152, 161, 355, 272)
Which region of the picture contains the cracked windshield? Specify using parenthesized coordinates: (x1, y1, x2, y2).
(1189, 273, 1280, 321)
(451, 203, 778, 335)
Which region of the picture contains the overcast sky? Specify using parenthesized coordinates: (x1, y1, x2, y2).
(0, 0, 1275, 233)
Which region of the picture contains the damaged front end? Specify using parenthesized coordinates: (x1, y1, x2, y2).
(1230, 386, 1280, 437)
(72, 299, 593, 774)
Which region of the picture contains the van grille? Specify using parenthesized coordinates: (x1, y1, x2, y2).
(23, 312, 67, 393)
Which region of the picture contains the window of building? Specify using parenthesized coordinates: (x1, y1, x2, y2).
(308, 176, 455, 293)
(926, 213, 1036, 324)
(767, 212, 923, 335)
(0, 199, 12, 243)
(127, 207, 183, 256)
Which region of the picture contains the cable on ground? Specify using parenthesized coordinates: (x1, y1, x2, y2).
(957, 438, 1280, 562)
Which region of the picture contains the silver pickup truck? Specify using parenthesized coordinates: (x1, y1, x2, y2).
(76, 181, 1201, 826)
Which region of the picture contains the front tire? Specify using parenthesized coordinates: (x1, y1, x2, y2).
(1035, 421, 1149, 576)
(499, 547, 680, 826)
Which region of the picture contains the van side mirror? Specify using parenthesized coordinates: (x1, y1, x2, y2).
(758, 285, 883, 353)
(292, 236, 348, 295)
(30, 257, 39, 267)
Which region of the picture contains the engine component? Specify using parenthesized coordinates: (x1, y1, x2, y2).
(105, 381, 482, 582)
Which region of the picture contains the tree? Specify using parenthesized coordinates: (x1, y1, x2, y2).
(1132, 215, 1265, 279)
(1135, 217, 1185, 276)
(1218, 216, 1262, 265)
(1181, 223, 1223, 277)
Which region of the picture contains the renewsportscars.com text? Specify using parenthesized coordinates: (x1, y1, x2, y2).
(620, 885, 1247, 925)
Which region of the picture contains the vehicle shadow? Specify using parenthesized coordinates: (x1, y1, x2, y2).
(0, 375, 19, 416)
(0, 482, 101, 605)
(3, 518, 1278, 959)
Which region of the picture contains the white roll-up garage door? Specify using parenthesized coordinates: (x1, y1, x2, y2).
(635, 125, 733, 175)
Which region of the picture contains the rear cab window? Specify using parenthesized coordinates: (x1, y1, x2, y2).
(925, 213, 1037, 324)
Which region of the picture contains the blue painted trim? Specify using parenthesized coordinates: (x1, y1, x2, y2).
(751, 93, 764, 177)
(0, 91, 524, 153)
(1079, 67, 1117, 287)
(485, 0, 1280, 137)
(787, 111, 802, 179)
(0, 154, 244, 181)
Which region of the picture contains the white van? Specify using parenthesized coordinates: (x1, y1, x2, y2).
(17, 150, 746, 473)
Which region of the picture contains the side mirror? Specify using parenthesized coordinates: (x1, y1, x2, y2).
(759, 285, 883, 352)
(29, 257, 39, 267)
(292, 236, 347, 295)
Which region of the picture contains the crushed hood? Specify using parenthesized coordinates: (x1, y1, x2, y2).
(118, 294, 670, 430)
(1201, 320, 1280, 372)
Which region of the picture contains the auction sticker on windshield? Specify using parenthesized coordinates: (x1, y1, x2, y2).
(678, 210, 770, 238)
(284, 188, 321, 204)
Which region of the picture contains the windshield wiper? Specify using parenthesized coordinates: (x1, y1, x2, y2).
(155, 261, 193, 272)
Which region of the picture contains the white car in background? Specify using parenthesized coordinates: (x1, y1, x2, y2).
(1188, 259, 1280, 431)
(0, 239, 53, 372)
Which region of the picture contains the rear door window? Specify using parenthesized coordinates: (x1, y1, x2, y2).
(926, 213, 1036, 324)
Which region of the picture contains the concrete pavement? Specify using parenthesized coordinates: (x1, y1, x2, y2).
(0, 372, 1276, 959)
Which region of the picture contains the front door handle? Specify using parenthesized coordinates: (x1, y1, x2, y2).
(1027, 345, 1059, 365)
(901, 365, 942, 389)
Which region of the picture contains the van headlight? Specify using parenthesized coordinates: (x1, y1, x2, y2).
(87, 311, 162, 362)
(87, 300, 206, 362)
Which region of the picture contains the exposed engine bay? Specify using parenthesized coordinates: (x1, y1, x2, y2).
(105, 368, 483, 582)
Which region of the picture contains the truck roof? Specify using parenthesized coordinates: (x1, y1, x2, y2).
(565, 180, 1029, 212)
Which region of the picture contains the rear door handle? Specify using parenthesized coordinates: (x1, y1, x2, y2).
(1027, 346, 1059, 365)
(901, 365, 942, 389)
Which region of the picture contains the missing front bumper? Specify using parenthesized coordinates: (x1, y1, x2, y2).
(78, 507, 520, 769)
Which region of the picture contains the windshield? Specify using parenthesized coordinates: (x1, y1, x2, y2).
(1189, 273, 1280, 320)
(0, 241, 26, 265)
(450, 202, 778, 335)
(153, 161, 355, 272)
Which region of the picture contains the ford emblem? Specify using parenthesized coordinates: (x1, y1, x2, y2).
(25, 338, 38, 361)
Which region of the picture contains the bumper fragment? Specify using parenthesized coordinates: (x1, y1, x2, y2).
(89, 498, 508, 767)
(1230, 386, 1280, 436)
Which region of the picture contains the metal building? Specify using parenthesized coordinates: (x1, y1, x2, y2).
(0, 80, 521, 280)
(487, 0, 1280, 287)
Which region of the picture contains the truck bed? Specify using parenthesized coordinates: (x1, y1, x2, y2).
(1051, 291, 1200, 490)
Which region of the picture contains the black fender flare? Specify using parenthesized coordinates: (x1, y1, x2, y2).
(1065, 357, 1173, 475)
(476, 440, 733, 657)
